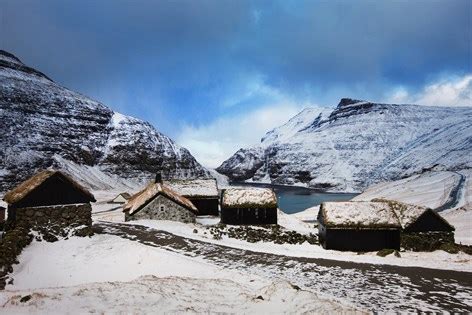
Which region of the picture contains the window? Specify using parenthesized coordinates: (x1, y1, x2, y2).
(160, 205, 165, 212)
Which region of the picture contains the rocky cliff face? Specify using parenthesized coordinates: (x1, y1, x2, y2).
(217, 98, 472, 192)
(0, 50, 209, 192)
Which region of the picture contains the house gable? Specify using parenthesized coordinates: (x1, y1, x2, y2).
(4, 171, 95, 208)
(405, 209, 455, 232)
(126, 194, 195, 223)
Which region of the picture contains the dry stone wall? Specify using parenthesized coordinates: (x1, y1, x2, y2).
(11, 203, 92, 230)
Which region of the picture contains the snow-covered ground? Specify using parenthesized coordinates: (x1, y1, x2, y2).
(1, 234, 358, 313)
(2, 276, 357, 314)
(292, 205, 320, 222)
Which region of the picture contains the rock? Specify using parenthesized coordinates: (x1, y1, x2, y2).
(42, 233, 58, 243)
(20, 295, 32, 303)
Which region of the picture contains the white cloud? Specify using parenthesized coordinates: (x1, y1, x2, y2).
(388, 74, 472, 107)
(177, 102, 305, 168)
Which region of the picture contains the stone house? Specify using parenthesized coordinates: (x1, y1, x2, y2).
(123, 182, 198, 223)
(165, 179, 219, 215)
(220, 188, 278, 225)
(2, 170, 95, 233)
(110, 192, 131, 204)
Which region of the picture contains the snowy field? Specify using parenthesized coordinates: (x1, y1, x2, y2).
(1, 234, 359, 313)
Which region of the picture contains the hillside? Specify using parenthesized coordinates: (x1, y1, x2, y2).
(0, 50, 209, 192)
(217, 98, 472, 192)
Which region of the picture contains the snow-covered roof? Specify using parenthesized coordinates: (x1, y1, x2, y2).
(372, 199, 454, 230)
(165, 179, 218, 198)
(320, 200, 454, 230)
(3, 170, 96, 205)
(123, 183, 197, 215)
(221, 188, 277, 208)
(319, 201, 401, 229)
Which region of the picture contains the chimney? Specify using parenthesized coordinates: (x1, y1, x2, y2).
(155, 173, 162, 184)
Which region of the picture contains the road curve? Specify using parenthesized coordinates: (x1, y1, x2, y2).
(435, 172, 466, 212)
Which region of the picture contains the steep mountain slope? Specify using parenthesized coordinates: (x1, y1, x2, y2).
(217, 98, 472, 192)
(0, 50, 209, 192)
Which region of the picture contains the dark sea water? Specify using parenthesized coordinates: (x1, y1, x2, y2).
(230, 182, 359, 214)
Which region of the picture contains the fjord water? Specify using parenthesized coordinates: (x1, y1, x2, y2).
(231, 183, 358, 214)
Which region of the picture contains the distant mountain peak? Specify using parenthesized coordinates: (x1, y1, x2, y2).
(0, 49, 53, 82)
(0, 50, 23, 65)
(337, 98, 368, 107)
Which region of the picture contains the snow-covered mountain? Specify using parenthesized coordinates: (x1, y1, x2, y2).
(0, 50, 209, 192)
(217, 98, 472, 192)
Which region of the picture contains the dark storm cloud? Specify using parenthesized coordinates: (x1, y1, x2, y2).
(1, 0, 470, 135)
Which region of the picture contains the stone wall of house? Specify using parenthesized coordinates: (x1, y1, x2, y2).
(401, 231, 455, 251)
(126, 195, 195, 223)
(7, 203, 93, 240)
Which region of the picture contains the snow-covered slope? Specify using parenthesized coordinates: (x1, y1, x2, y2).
(217, 98, 472, 192)
(442, 205, 472, 245)
(0, 50, 209, 192)
(353, 171, 465, 209)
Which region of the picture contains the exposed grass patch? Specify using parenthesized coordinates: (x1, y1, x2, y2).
(376, 248, 395, 257)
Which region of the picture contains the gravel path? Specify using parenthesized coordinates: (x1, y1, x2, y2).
(93, 222, 472, 312)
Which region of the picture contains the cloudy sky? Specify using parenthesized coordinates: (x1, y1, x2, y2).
(2, 0, 471, 167)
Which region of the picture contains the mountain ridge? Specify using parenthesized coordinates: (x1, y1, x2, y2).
(0, 50, 209, 192)
(217, 98, 472, 192)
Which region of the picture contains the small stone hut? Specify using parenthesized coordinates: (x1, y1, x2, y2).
(165, 179, 219, 215)
(220, 188, 277, 225)
(2, 170, 95, 232)
(123, 182, 198, 223)
(110, 192, 131, 204)
(318, 201, 401, 251)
